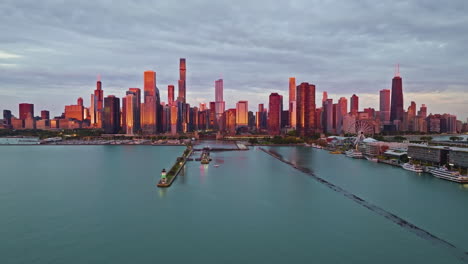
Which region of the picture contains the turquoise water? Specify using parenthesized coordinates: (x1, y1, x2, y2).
(0, 144, 467, 263)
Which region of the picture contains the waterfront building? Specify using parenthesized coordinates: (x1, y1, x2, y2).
(103, 95, 120, 134)
(296, 82, 316, 137)
(408, 145, 449, 166)
(449, 148, 468, 169)
(390, 66, 404, 124)
(333, 103, 343, 134)
(40, 110, 50, 120)
(350, 94, 359, 115)
(19, 103, 34, 120)
(379, 89, 391, 123)
(268, 93, 282, 135)
(236, 101, 248, 128)
(289, 77, 296, 128)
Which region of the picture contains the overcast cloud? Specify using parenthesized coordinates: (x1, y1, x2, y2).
(0, 0, 467, 119)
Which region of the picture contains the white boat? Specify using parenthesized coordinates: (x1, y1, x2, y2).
(345, 149, 363, 159)
(429, 167, 468, 183)
(365, 156, 378, 162)
(401, 163, 423, 173)
(214, 164, 219, 168)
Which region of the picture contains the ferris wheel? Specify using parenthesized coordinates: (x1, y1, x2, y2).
(345, 120, 374, 145)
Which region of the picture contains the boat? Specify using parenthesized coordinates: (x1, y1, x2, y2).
(401, 163, 423, 173)
(329, 150, 342, 154)
(214, 164, 219, 168)
(345, 149, 363, 159)
(429, 167, 468, 183)
(365, 156, 378, 162)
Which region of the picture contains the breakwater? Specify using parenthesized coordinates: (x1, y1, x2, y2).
(259, 147, 468, 263)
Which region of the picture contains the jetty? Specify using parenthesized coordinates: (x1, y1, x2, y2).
(157, 146, 193, 188)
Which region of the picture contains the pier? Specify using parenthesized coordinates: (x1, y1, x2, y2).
(157, 146, 193, 188)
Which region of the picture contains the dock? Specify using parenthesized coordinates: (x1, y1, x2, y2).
(157, 146, 193, 188)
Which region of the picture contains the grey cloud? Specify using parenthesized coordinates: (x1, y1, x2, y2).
(0, 0, 467, 119)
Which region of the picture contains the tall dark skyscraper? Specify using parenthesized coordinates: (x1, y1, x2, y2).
(268, 93, 282, 135)
(178, 58, 186, 103)
(296, 82, 316, 137)
(103, 95, 120, 134)
(3, 110, 12, 126)
(350, 94, 359, 115)
(19, 103, 34, 120)
(390, 66, 404, 123)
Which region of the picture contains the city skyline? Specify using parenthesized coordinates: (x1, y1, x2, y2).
(0, 1, 467, 120)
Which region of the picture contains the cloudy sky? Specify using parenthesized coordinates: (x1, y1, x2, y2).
(0, 0, 467, 120)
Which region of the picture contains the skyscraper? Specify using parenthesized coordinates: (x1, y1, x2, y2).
(236, 101, 248, 127)
(268, 93, 282, 135)
(418, 104, 427, 118)
(3, 110, 12, 127)
(91, 77, 104, 127)
(142, 71, 158, 134)
(350, 94, 359, 115)
(338, 97, 348, 116)
(125, 91, 138, 135)
(178, 58, 186, 103)
(215, 79, 225, 120)
(390, 66, 404, 123)
(379, 89, 391, 123)
(168, 85, 174, 105)
(19, 103, 34, 120)
(323, 99, 333, 134)
(289, 77, 296, 128)
(128, 88, 141, 131)
(103, 95, 120, 134)
(296, 82, 316, 137)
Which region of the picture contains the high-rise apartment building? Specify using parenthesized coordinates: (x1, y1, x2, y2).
(296, 82, 316, 137)
(268, 93, 282, 135)
(19, 103, 34, 120)
(289, 77, 296, 128)
(350, 94, 359, 115)
(215, 79, 225, 120)
(236, 101, 248, 127)
(103, 95, 120, 134)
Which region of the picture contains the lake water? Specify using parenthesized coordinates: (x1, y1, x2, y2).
(1, 143, 467, 263)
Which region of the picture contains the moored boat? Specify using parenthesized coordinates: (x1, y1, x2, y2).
(329, 150, 342, 154)
(345, 149, 363, 159)
(401, 163, 423, 173)
(429, 167, 468, 183)
(365, 156, 378, 162)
